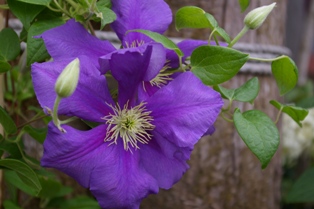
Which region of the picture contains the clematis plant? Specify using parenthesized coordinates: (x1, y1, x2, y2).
(0, 0, 310, 208)
(31, 1, 223, 208)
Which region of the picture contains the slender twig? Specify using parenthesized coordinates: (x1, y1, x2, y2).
(17, 114, 49, 130)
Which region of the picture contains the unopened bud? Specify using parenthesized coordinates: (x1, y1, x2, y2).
(55, 58, 80, 98)
(244, 3, 276, 30)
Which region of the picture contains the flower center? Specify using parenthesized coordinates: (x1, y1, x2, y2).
(102, 102, 155, 151)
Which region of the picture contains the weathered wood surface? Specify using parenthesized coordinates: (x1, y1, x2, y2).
(141, 1, 286, 209)
(0, 0, 5, 206)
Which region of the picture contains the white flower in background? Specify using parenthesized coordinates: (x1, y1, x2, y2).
(282, 108, 314, 165)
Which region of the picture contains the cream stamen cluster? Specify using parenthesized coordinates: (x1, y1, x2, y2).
(102, 102, 155, 151)
(149, 64, 173, 87)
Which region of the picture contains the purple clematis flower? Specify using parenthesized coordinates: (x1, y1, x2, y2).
(33, 40, 222, 209)
(31, 23, 223, 209)
(31, 1, 224, 208)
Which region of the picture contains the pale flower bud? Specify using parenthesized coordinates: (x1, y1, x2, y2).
(244, 3, 276, 30)
(55, 58, 80, 98)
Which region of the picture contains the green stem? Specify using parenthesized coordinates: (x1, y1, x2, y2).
(208, 29, 217, 45)
(222, 100, 233, 112)
(60, 117, 78, 124)
(88, 21, 95, 36)
(274, 107, 283, 124)
(90, 0, 97, 11)
(179, 56, 185, 72)
(64, 0, 79, 9)
(17, 114, 49, 130)
(213, 35, 220, 46)
(228, 26, 249, 48)
(52, 96, 62, 130)
(53, 0, 72, 17)
(221, 112, 234, 123)
(249, 55, 286, 62)
(47, 3, 62, 12)
(16, 142, 41, 169)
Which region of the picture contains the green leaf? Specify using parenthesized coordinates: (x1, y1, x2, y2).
(0, 159, 42, 195)
(270, 100, 309, 127)
(23, 125, 47, 144)
(175, 6, 211, 30)
(38, 176, 72, 199)
(96, 6, 116, 30)
(7, 0, 45, 31)
(96, 0, 111, 8)
(238, 0, 250, 12)
(3, 200, 22, 209)
(130, 29, 183, 57)
(233, 108, 279, 168)
(0, 28, 21, 61)
(214, 77, 259, 103)
(175, 8, 230, 43)
(213, 27, 231, 43)
(0, 140, 22, 158)
(191, 46, 249, 85)
(27, 18, 64, 66)
(0, 56, 11, 73)
(0, 105, 17, 134)
(4, 170, 37, 196)
(285, 167, 314, 203)
(60, 196, 101, 209)
(204, 13, 230, 43)
(16, 0, 52, 6)
(271, 56, 298, 95)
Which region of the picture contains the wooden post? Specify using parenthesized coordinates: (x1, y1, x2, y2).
(141, 1, 286, 208)
(0, 0, 5, 206)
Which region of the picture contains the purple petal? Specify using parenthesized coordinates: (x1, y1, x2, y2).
(140, 131, 192, 189)
(41, 19, 116, 67)
(111, 0, 172, 44)
(146, 72, 223, 148)
(166, 39, 208, 69)
(42, 124, 159, 209)
(101, 44, 166, 106)
(41, 123, 108, 187)
(90, 142, 158, 209)
(204, 125, 216, 136)
(32, 56, 114, 122)
(99, 43, 166, 80)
